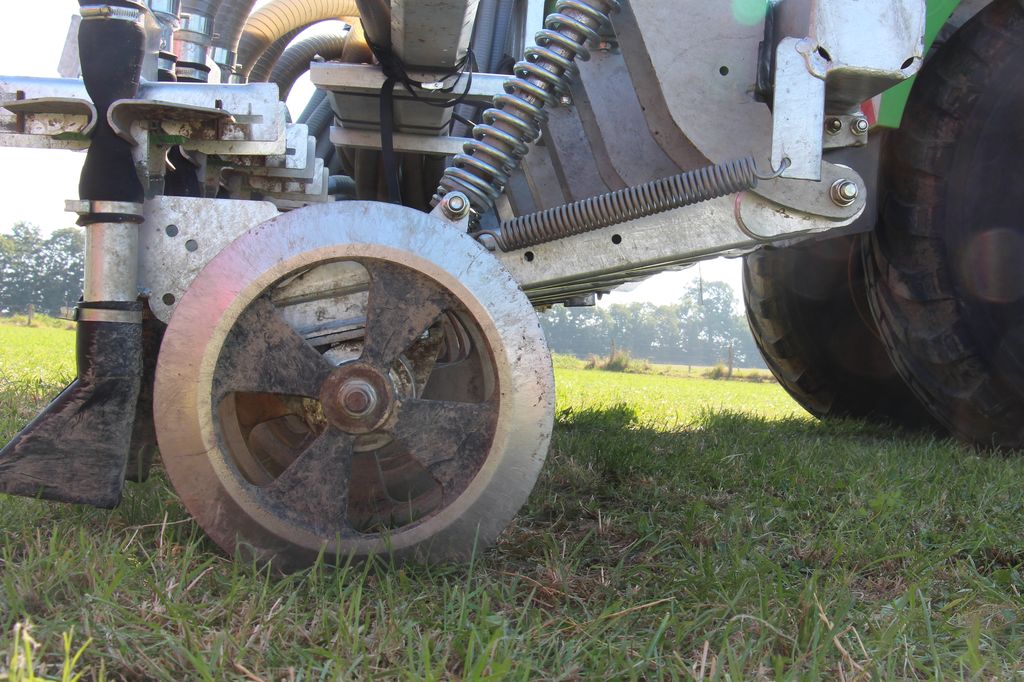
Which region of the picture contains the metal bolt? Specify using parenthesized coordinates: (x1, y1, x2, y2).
(339, 379, 378, 417)
(830, 179, 860, 207)
(826, 117, 843, 135)
(851, 117, 869, 135)
(441, 192, 470, 220)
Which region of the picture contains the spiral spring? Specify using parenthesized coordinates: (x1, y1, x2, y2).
(433, 0, 622, 214)
(479, 157, 763, 252)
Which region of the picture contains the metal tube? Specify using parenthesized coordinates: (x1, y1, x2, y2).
(174, 3, 216, 81)
(84, 223, 140, 303)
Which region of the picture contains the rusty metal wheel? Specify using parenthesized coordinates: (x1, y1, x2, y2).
(153, 202, 554, 570)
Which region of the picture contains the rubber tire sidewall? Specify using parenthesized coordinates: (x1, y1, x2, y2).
(865, 0, 1024, 448)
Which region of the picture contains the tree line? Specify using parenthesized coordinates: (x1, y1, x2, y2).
(1, 223, 85, 316)
(0, 222, 767, 369)
(540, 281, 766, 368)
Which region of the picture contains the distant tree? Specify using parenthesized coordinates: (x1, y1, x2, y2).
(37, 227, 85, 314)
(0, 223, 44, 312)
(539, 280, 766, 368)
(0, 222, 84, 315)
(678, 281, 742, 365)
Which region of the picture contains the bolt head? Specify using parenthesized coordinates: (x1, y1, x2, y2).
(441, 192, 470, 220)
(446, 194, 466, 213)
(830, 179, 860, 206)
(852, 118, 869, 134)
(826, 118, 843, 134)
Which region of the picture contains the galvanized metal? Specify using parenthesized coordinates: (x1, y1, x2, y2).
(497, 188, 862, 306)
(137, 196, 279, 322)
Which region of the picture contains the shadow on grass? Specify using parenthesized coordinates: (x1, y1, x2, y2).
(550, 401, 954, 481)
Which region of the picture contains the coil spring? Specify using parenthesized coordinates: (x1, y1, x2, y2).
(480, 157, 761, 252)
(433, 0, 622, 214)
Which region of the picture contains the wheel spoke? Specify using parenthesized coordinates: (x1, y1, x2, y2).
(361, 261, 453, 368)
(404, 325, 447, 394)
(390, 398, 497, 493)
(214, 296, 334, 402)
(261, 428, 356, 535)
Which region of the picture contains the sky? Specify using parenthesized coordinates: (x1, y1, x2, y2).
(0, 1, 743, 306)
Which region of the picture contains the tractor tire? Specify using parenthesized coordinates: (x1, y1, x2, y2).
(864, 0, 1024, 448)
(744, 235, 936, 426)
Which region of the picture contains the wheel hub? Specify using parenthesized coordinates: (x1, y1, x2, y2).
(319, 362, 394, 434)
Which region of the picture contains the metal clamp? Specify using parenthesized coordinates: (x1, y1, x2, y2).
(80, 4, 146, 22)
(66, 200, 146, 218)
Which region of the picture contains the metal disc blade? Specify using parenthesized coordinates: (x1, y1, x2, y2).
(390, 398, 497, 494)
(213, 296, 334, 402)
(260, 428, 357, 536)
(361, 261, 453, 368)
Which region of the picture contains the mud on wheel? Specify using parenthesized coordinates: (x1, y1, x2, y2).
(153, 202, 554, 570)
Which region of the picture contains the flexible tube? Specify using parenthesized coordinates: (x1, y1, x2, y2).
(306, 97, 335, 138)
(488, 0, 515, 72)
(270, 29, 351, 99)
(297, 89, 328, 123)
(211, 0, 258, 56)
(237, 0, 361, 77)
(471, 0, 498, 71)
(249, 27, 304, 82)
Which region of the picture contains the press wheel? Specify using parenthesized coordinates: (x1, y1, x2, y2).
(154, 202, 554, 570)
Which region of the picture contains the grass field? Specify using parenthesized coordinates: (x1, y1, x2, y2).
(2, 323, 1024, 679)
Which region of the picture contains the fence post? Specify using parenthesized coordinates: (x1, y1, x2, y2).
(26, 303, 34, 326)
(727, 341, 734, 378)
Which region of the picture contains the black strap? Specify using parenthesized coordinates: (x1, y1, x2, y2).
(366, 39, 478, 204)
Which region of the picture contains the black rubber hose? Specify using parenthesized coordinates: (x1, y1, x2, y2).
(77, 3, 147, 204)
(297, 89, 327, 123)
(249, 27, 304, 82)
(305, 96, 335, 138)
(270, 29, 350, 100)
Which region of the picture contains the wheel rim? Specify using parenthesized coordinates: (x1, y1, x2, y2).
(154, 202, 554, 568)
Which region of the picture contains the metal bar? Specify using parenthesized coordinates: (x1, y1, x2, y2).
(495, 192, 859, 303)
(329, 126, 467, 156)
(309, 62, 507, 104)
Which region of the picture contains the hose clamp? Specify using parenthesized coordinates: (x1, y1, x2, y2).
(176, 11, 212, 37)
(66, 200, 145, 219)
(146, 0, 180, 16)
(210, 47, 238, 69)
(80, 4, 145, 23)
(75, 307, 144, 324)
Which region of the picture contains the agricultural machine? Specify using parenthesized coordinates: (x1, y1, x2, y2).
(0, 0, 1020, 569)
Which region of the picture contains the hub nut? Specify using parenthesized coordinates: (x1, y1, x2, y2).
(339, 379, 378, 417)
(319, 362, 394, 434)
(830, 179, 860, 207)
(851, 117, 869, 135)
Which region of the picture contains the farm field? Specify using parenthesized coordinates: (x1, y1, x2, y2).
(2, 322, 1024, 679)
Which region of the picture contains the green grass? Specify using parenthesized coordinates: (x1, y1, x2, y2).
(2, 326, 1024, 678)
(552, 353, 775, 383)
